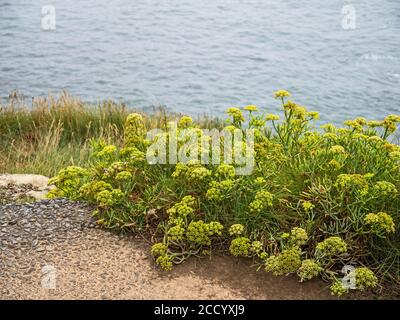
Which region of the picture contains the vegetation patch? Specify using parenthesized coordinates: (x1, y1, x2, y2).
(2, 91, 400, 297)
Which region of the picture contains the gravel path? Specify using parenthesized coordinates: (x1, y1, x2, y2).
(0, 199, 334, 300)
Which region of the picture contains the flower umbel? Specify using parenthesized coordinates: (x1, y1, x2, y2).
(229, 224, 245, 237)
(265, 246, 302, 276)
(364, 212, 395, 235)
(297, 259, 322, 282)
(316, 237, 347, 258)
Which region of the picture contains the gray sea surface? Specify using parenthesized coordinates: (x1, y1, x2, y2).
(1, 1, 399, 123)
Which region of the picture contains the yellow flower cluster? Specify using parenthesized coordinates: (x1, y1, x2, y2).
(46, 188, 65, 199)
(47, 166, 89, 199)
(330, 280, 348, 296)
(367, 120, 381, 127)
(215, 164, 236, 179)
(229, 237, 251, 257)
(307, 111, 320, 120)
(250, 117, 266, 128)
(243, 105, 258, 112)
(265, 246, 302, 276)
(226, 107, 244, 123)
(335, 173, 369, 196)
(115, 171, 133, 181)
(167, 195, 197, 219)
(190, 166, 212, 181)
(297, 259, 322, 281)
(389, 151, 400, 161)
(224, 125, 236, 133)
(302, 201, 314, 212)
(281, 101, 318, 121)
(119, 146, 145, 163)
(323, 132, 338, 141)
(321, 123, 336, 132)
(328, 159, 342, 170)
(329, 145, 346, 154)
(330, 267, 378, 296)
(254, 177, 266, 185)
(372, 181, 398, 197)
(339, 114, 400, 138)
(344, 117, 367, 131)
(178, 116, 193, 128)
(386, 114, 400, 122)
(156, 255, 173, 271)
(79, 180, 112, 200)
(367, 135, 383, 143)
(249, 190, 273, 214)
(316, 236, 347, 257)
(172, 162, 211, 182)
(249, 241, 263, 255)
(168, 225, 186, 242)
(335, 173, 367, 189)
(280, 232, 290, 239)
(229, 224, 245, 237)
(274, 90, 291, 99)
(102, 161, 125, 179)
(96, 145, 117, 158)
(151, 243, 167, 257)
(206, 179, 235, 201)
(95, 189, 124, 208)
(187, 220, 223, 246)
(48, 166, 88, 183)
(283, 100, 298, 112)
(364, 212, 395, 235)
(265, 114, 280, 121)
(290, 227, 309, 246)
(382, 116, 399, 134)
(208, 221, 224, 236)
(355, 267, 378, 290)
(124, 113, 147, 148)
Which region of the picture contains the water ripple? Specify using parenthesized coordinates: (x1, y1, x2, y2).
(0, 0, 399, 123)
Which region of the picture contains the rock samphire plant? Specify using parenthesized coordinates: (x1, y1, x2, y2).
(48, 90, 400, 296)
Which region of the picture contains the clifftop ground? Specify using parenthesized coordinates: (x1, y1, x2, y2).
(0, 192, 334, 300)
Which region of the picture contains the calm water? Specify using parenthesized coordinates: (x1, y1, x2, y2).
(1, 0, 400, 123)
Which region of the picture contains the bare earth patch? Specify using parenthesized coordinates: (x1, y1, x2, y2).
(0, 197, 337, 300)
